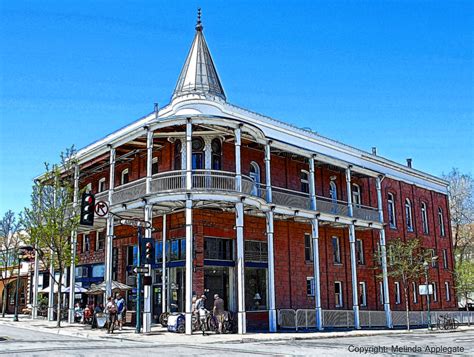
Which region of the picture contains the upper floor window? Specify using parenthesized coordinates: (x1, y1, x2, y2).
(307, 277, 315, 296)
(82, 234, 90, 253)
(192, 137, 204, 169)
(429, 249, 437, 268)
(332, 236, 341, 264)
(442, 249, 448, 269)
(387, 193, 396, 228)
(405, 198, 413, 232)
(250, 162, 261, 196)
(433, 282, 438, 302)
(304, 233, 313, 261)
(96, 231, 105, 251)
(174, 140, 182, 170)
(352, 184, 361, 206)
(445, 281, 450, 301)
(85, 183, 92, 193)
(98, 178, 106, 193)
(211, 138, 222, 170)
(438, 207, 446, 237)
(205, 237, 234, 261)
(245, 240, 267, 262)
(121, 169, 129, 185)
(421, 202, 429, 234)
(152, 157, 159, 175)
(329, 181, 337, 203)
(301, 170, 309, 193)
(356, 239, 364, 265)
(412, 282, 418, 303)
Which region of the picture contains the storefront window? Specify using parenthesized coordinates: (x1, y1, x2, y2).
(245, 268, 267, 311)
(205, 237, 233, 260)
(168, 238, 185, 261)
(92, 264, 105, 278)
(155, 241, 163, 264)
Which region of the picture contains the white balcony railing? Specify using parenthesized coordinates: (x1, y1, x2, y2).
(103, 170, 380, 222)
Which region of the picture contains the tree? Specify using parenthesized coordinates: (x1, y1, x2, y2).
(22, 147, 80, 327)
(443, 168, 474, 263)
(455, 260, 474, 312)
(0, 210, 23, 317)
(374, 237, 430, 330)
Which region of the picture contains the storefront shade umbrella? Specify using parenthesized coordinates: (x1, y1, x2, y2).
(86, 281, 133, 295)
(63, 284, 88, 293)
(39, 285, 68, 294)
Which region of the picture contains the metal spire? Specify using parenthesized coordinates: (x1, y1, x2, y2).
(172, 9, 226, 101)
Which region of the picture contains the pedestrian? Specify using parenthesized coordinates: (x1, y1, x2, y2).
(213, 294, 225, 334)
(115, 292, 126, 331)
(105, 296, 117, 334)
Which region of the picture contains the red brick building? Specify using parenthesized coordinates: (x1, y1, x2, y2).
(61, 15, 455, 333)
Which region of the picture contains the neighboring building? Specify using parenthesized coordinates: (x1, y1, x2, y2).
(50, 14, 456, 332)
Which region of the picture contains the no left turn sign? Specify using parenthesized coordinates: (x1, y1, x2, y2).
(94, 201, 109, 217)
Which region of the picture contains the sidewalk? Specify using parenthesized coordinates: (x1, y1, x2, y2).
(1, 315, 472, 345)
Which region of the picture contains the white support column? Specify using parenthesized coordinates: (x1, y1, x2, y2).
(161, 214, 167, 314)
(105, 147, 116, 301)
(346, 167, 360, 329)
(234, 126, 242, 192)
(146, 128, 153, 194)
(309, 156, 317, 211)
(376, 176, 393, 328)
(311, 218, 323, 330)
(143, 204, 153, 333)
(184, 118, 193, 335)
(264, 141, 272, 202)
(235, 201, 246, 334)
(68, 164, 80, 323)
(185, 198, 193, 335)
(32, 186, 43, 319)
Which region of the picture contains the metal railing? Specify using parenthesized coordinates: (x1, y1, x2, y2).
(112, 178, 146, 205)
(278, 309, 474, 330)
(272, 187, 311, 210)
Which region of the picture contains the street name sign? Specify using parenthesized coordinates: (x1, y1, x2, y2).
(132, 266, 150, 275)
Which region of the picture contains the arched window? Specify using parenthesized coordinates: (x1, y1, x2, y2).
(301, 170, 309, 193)
(192, 137, 204, 170)
(174, 140, 182, 170)
(405, 198, 413, 232)
(421, 202, 429, 234)
(330, 181, 337, 203)
(249, 162, 260, 196)
(438, 207, 445, 236)
(387, 193, 396, 228)
(121, 169, 129, 185)
(352, 184, 361, 206)
(211, 138, 222, 170)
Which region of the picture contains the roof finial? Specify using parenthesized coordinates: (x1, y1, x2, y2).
(196, 8, 203, 31)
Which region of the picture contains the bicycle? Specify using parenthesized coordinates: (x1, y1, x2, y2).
(436, 315, 458, 330)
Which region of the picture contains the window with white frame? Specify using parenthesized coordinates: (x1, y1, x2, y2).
(121, 169, 129, 185)
(387, 193, 396, 228)
(301, 170, 309, 193)
(412, 282, 418, 303)
(394, 282, 401, 304)
(332, 236, 341, 264)
(352, 184, 361, 207)
(379, 281, 384, 305)
(438, 207, 445, 236)
(356, 239, 364, 265)
(421, 202, 429, 234)
(359, 282, 367, 307)
(330, 180, 337, 203)
(443, 249, 448, 269)
(405, 198, 413, 232)
(98, 178, 106, 193)
(82, 234, 90, 252)
(445, 281, 450, 301)
(249, 162, 261, 196)
(96, 231, 105, 251)
(433, 282, 438, 302)
(304, 233, 313, 262)
(335, 281, 343, 307)
(429, 249, 437, 268)
(307, 277, 315, 296)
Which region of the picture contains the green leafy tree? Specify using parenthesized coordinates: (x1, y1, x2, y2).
(455, 260, 474, 313)
(374, 237, 431, 330)
(22, 147, 80, 327)
(0, 210, 23, 317)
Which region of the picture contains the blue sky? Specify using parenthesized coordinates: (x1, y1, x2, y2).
(1, 0, 473, 215)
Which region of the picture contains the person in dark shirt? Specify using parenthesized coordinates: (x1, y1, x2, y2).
(213, 294, 225, 334)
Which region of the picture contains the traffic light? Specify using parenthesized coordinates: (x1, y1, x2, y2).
(142, 238, 154, 265)
(80, 192, 95, 226)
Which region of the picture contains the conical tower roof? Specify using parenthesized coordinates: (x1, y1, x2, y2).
(172, 10, 226, 101)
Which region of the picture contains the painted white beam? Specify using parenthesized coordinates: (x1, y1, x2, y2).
(68, 164, 80, 323)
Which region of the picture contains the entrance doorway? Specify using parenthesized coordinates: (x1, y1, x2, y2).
(204, 266, 233, 311)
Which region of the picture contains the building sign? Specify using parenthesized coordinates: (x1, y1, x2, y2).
(419, 284, 433, 295)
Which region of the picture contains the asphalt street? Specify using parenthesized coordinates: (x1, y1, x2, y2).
(0, 324, 473, 356)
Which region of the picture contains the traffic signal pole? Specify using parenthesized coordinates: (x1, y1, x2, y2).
(136, 225, 143, 334)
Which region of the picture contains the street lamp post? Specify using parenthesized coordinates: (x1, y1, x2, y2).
(423, 261, 431, 330)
